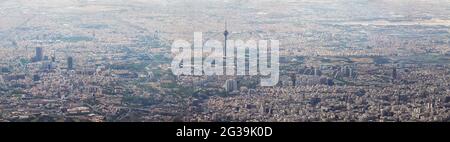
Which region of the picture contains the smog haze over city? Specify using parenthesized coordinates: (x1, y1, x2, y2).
(0, 0, 450, 122)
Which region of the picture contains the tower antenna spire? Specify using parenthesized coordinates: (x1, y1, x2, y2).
(223, 20, 230, 47)
(225, 21, 227, 31)
(223, 20, 229, 74)
(224, 20, 229, 38)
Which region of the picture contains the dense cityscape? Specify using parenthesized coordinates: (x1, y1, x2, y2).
(0, 0, 450, 122)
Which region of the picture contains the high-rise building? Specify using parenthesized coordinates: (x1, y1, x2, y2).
(345, 66, 351, 77)
(67, 57, 74, 70)
(349, 67, 353, 78)
(33, 74, 40, 82)
(34, 47, 43, 62)
(392, 67, 397, 80)
(327, 78, 334, 86)
(51, 50, 56, 62)
(314, 67, 322, 76)
(225, 79, 238, 93)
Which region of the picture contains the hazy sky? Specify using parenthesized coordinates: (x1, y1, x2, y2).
(1, 0, 449, 39)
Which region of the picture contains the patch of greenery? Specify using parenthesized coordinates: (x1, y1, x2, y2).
(11, 89, 26, 95)
(161, 82, 177, 89)
(153, 54, 170, 62)
(110, 62, 149, 72)
(20, 58, 30, 65)
(123, 95, 158, 106)
(320, 58, 332, 63)
(373, 56, 391, 64)
(58, 36, 94, 42)
(79, 24, 109, 29)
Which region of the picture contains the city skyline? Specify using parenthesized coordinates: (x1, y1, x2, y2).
(0, 0, 449, 122)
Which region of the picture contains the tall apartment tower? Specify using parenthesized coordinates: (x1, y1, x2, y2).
(67, 57, 74, 70)
(392, 67, 397, 80)
(35, 47, 43, 62)
(225, 79, 238, 93)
